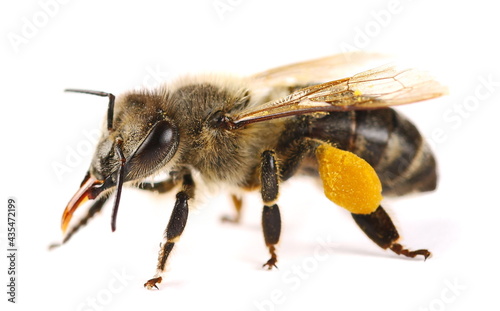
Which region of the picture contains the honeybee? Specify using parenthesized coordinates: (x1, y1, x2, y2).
(54, 53, 446, 289)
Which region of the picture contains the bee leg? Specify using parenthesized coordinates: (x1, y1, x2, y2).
(262, 204, 281, 269)
(49, 195, 109, 250)
(221, 194, 243, 223)
(52, 176, 177, 250)
(352, 205, 431, 259)
(144, 174, 194, 290)
(261, 150, 281, 270)
(136, 178, 177, 194)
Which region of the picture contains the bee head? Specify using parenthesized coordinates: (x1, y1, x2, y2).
(61, 89, 180, 233)
(91, 91, 180, 182)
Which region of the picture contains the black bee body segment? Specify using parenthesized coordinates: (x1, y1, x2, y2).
(308, 109, 437, 196)
(306, 109, 435, 259)
(276, 123, 316, 181)
(260, 150, 282, 269)
(351, 206, 431, 259)
(261, 150, 279, 203)
(180, 172, 195, 199)
(351, 205, 399, 249)
(144, 173, 193, 290)
(154, 191, 189, 271)
(262, 203, 281, 269)
(165, 191, 190, 242)
(262, 204, 281, 245)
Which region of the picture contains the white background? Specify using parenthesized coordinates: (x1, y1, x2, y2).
(1, 0, 499, 310)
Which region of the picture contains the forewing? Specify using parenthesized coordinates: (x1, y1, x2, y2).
(234, 64, 447, 127)
(249, 52, 391, 88)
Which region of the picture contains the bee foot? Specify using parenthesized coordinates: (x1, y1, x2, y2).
(48, 242, 62, 250)
(262, 257, 278, 270)
(144, 276, 162, 290)
(390, 243, 431, 260)
(220, 214, 240, 224)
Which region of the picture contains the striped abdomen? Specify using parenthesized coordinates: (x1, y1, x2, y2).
(308, 109, 437, 196)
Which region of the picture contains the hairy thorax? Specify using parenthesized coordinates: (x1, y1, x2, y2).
(185, 119, 284, 187)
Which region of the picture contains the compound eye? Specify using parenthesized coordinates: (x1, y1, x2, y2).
(129, 120, 179, 170)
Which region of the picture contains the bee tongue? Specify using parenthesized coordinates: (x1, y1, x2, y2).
(61, 175, 104, 233)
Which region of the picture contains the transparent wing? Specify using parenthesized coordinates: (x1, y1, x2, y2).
(249, 52, 391, 89)
(233, 64, 448, 127)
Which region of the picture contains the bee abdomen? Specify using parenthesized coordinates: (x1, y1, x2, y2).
(308, 109, 437, 197)
(368, 111, 437, 196)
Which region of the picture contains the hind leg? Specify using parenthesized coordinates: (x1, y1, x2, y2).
(352, 205, 430, 259)
(221, 194, 243, 223)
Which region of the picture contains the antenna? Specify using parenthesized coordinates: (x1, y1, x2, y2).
(65, 88, 116, 131)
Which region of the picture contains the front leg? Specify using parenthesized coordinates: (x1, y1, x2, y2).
(136, 178, 178, 194)
(144, 173, 194, 290)
(49, 195, 109, 250)
(52, 177, 179, 250)
(261, 150, 281, 270)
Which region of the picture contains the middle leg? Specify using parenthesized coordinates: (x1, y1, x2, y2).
(260, 150, 281, 269)
(259, 140, 315, 269)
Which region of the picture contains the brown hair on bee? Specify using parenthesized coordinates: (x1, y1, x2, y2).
(54, 53, 446, 290)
